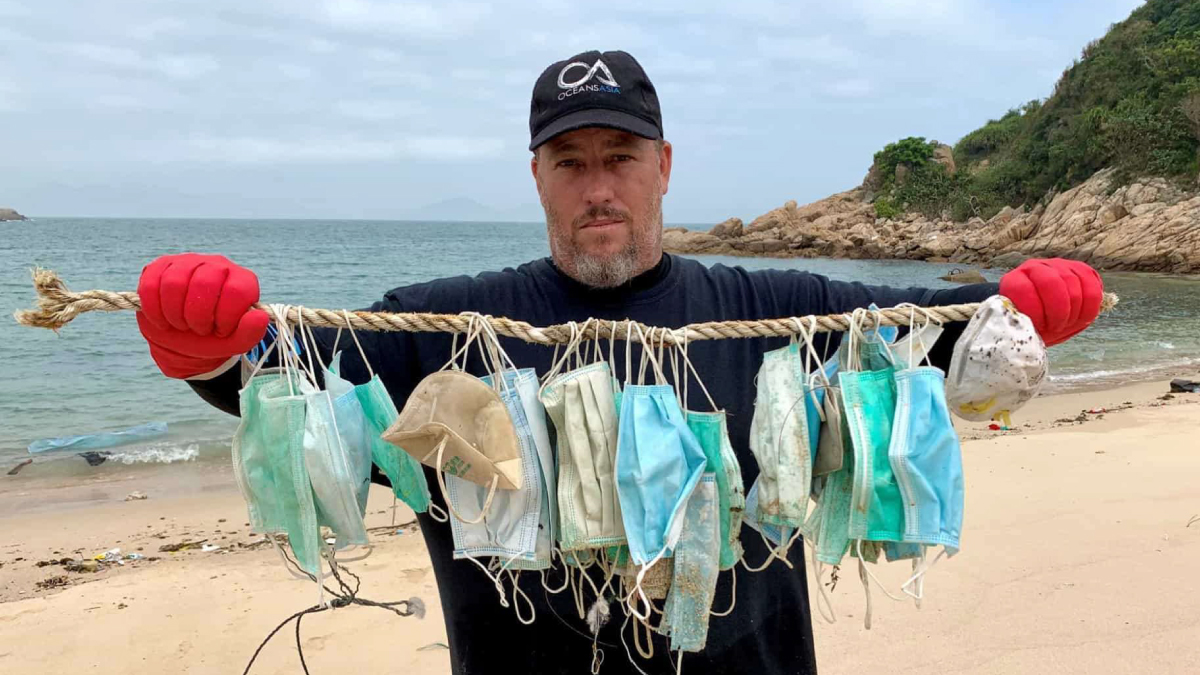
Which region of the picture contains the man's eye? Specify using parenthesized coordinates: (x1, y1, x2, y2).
(557, 159, 579, 168)
(611, 154, 633, 162)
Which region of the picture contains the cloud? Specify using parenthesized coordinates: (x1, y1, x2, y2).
(58, 43, 219, 80)
(169, 134, 505, 163)
(318, 0, 491, 38)
(825, 78, 872, 97)
(335, 99, 428, 121)
(756, 35, 860, 66)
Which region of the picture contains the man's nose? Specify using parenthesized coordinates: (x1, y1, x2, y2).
(581, 168, 616, 205)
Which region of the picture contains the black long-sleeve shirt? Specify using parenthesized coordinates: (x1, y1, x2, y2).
(190, 253, 997, 675)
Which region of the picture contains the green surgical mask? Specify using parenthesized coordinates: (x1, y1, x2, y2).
(840, 366, 906, 543)
(685, 411, 745, 571)
(248, 372, 323, 575)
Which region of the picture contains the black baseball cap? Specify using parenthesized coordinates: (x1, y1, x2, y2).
(528, 50, 663, 151)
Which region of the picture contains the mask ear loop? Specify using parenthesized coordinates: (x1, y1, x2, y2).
(900, 547, 948, 603)
(810, 545, 837, 624)
(507, 569, 536, 625)
(740, 527, 797, 572)
(619, 615, 655, 675)
(625, 320, 635, 386)
(854, 539, 907, 627)
(608, 320, 620, 381)
(677, 335, 719, 414)
(539, 321, 578, 397)
(870, 308, 896, 367)
(425, 436, 498, 525)
(339, 310, 376, 380)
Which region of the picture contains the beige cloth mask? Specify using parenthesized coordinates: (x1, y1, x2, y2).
(383, 370, 523, 491)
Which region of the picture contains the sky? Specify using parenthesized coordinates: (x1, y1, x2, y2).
(0, 0, 1147, 223)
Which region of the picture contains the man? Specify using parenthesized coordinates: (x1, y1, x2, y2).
(136, 50, 1103, 674)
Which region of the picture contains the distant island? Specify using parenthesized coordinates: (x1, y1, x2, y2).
(0, 208, 27, 221)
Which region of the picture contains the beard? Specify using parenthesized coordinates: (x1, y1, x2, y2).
(543, 190, 663, 289)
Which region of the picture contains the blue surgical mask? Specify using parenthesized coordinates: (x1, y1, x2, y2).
(889, 367, 963, 555)
(616, 383, 707, 567)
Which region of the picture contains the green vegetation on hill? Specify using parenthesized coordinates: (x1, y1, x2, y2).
(872, 0, 1200, 221)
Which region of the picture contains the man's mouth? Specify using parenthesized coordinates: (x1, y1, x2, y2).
(580, 218, 624, 230)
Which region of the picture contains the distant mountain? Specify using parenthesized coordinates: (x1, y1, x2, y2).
(0, 207, 27, 221)
(405, 197, 542, 223)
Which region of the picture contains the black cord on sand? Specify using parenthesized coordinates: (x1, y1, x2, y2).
(242, 544, 425, 675)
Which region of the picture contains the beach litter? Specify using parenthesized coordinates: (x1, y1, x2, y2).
(27, 421, 168, 454)
(65, 560, 100, 573)
(6, 458, 32, 476)
(158, 539, 208, 553)
(1170, 379, 1200, 393)
(200, 544, 222, 553)
(125, 491, 148, 501)
(36, 575, 69, 590)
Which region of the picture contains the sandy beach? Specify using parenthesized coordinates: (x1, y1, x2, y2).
(2, 376, 1198, 674)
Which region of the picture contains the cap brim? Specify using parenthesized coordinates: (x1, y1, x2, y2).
(529, 108, 661, 151)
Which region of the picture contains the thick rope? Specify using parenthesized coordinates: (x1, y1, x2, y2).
(14, 268, 1120, 344)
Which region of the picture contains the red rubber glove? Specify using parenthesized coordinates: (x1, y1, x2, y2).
(136, 253, 270, 379)
(999, 258, 1103, 347)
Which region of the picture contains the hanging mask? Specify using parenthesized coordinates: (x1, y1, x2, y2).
(890, 369, 964, 555)
(541, 360, 625, 553)
(743, 480, 795, 550)
(383, 370, 523, 491)
(231, 314, 324, 578)
(947, 295, 1048, 425)
(839, 309, 905, 544)
(675, 336, 746, 572)
(615, 325, 707, 619)
(327, 317, 435, 517)
(448, 368, 552, 568)
(748, 343, 812, 531)
(659, 474, 721, 653)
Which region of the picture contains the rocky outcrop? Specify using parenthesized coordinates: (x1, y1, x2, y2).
(0, 208, 27, 221)
(664, 169, 1200, 273)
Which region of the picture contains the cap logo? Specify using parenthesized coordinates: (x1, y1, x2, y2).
(557, 59, 619, 88)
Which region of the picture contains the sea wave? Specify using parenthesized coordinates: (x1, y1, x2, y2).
(108, 442, 201, 465)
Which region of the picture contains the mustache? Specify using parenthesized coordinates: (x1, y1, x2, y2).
(573, 205, 630, 228)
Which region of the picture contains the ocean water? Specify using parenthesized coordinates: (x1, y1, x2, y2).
(2, 217, 1198, 480)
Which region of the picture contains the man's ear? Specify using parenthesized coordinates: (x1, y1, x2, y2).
(659, 140, 673, 196)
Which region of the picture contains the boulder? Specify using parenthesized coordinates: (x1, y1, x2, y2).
(931, 143, 956, 174)
(918, 233, 961, 258)
(708, 217, 744, 239)
(988, 205, 1017, 227)
(1097, 203, 1128, 225)
(742, 238, 789, 254)
(894, 163, 910, 186)
(662, 230, 725, 254)
(939, 268, 988, 284)
(988, 251, 1029, 269)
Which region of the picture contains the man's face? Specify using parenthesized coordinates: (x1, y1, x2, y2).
(532, 128, 672, 288)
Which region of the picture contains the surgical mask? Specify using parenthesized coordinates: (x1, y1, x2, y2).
(890, 368, 963, 555)
(430, 318, 550, 623)
(231, 313, 324, 579)
(841, 368, 905, 543)
(947, 295, 1048, 426)
(327, 319, 435, 517)
(685, 411, 745, 571)
(674, 337, 746, 572)
(540, 361, 625, 553)
(748, 343, 813, 531)
(446, 368, 550, 562)
(616, 324, 707, 620)
(659, 474, 721, 654)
